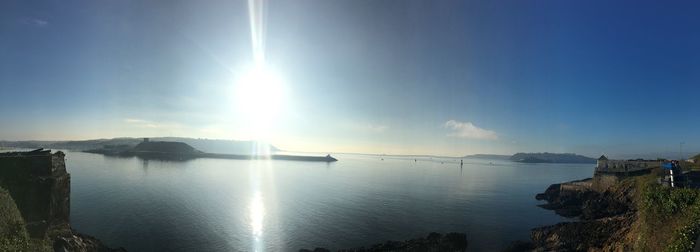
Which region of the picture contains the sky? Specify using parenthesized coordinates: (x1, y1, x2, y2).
(1, 0, 700, 157)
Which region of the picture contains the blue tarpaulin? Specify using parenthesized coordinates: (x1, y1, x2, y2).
(663, 163, 674, 170)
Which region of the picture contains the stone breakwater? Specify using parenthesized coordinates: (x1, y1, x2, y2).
(0, 150, 125, 252)
(299, 232, 468, 252)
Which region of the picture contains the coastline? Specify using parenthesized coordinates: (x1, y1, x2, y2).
(84, 149, 338, 162)
(507, 168, 700, 251)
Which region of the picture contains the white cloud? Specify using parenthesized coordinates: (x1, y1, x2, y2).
(123, 118, 180, 129)
(365, 124, 388, 133)
(124, 118, 147, 124)
(22, 17, 48, 27)
(444, 120, 498, 140)
(354, 123, 388, 133)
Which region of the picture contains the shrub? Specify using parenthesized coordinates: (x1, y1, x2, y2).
(640, 183, 700, 251)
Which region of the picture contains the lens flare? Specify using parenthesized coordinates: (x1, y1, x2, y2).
(248, 0, 266, 65)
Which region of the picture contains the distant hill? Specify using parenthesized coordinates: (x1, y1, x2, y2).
(0, 137, 279, 155)
(85, 140, 337, 162)
(132, 141, 199, 154)
(463, 154, 511, 160)
(153, 137, 278, 155)
(0, 138, 139, 151)
(510, 152, 596, 164)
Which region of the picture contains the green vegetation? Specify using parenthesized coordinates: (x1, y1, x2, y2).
(0, 188, 50, 252)
(632, 174, 700, 252)
(0, 187, 30, 251)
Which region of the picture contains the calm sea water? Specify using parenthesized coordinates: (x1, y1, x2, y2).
(65, 151, 593, 251)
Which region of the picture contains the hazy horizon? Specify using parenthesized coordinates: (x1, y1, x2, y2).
(1, 136, 694, 160)
(2, 0, 699, 157)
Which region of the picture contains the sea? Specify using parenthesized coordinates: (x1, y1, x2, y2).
(63, 151, 593, 251)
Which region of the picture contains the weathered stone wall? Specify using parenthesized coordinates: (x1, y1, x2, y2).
(0, 151, 70, 238)
(560, 179, 592, 192)
(596, 160, 660, 172)
(592, 173, 621, 192)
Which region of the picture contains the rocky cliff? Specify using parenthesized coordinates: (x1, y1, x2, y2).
(503, 169, 700, 252)
(0, 149, 124, 252)
(519, 176, 639, 251)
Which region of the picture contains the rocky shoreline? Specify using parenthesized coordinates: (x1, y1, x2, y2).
(53, 231, 126, 252)
(299, 232, 468, 252)
(504, 177, 639, 251)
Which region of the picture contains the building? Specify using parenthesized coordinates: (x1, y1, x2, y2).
(595, 155, 660, 173)
(590, 155, 659, 191)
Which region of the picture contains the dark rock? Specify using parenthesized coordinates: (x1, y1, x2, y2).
(580, 191, 630, 219)
(533, 178, 619, 220)
(535, 183, 560, 201)
(501, 240, 535, 252)
(300, 232, 467, 252)
(530, 214, 634, 251)
(53, 232, 127, 252)
(527, 177, 638, 251)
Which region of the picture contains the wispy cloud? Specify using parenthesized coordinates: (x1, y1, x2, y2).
(444, 120, 498, 140)
(124, 118, 179, 129)
(21, 17, 49, 27)
(124, 118, 147, 124)
(353, 123, 388, 133)
(364, 124, 388, 133)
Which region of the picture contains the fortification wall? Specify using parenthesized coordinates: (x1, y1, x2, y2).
(0, 151, 70, 238)
(597, 160, 660, 172)
(591, 172, 621, 192)
(560, 179, 593, 192)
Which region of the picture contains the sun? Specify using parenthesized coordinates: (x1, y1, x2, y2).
(233, 64, 288, 140)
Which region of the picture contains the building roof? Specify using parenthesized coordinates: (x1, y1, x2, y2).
(598, 155, 608, 160)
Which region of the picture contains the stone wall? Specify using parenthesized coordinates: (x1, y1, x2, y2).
(0, 150, 70, 238)
(591, 173, 621, 192)
(596, 159, 660, 173)
(560, 179, 593, 192)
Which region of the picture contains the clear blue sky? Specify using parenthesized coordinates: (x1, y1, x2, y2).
(1, 0, 699, 157)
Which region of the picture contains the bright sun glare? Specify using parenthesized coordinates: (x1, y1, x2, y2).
(233, 64, 287, 140)
(232, 0, 288, 143)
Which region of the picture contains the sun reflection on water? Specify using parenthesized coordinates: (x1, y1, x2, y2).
(249, 191, 265, 239)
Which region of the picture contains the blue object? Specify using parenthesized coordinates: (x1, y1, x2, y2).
(663, 163, 674, 170)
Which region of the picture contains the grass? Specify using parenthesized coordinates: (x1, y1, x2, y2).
(0, 188, 51, 252)
(0, 187, 30, 251)
(627, 172, 700, 252)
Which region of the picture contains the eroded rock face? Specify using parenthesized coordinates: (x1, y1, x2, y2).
(534, 177, 633, 221)
(53, 233, 126, 252)
(299, 232, 468, 252)
(525, 176, 638, 251)
(530, 214, 634, 251)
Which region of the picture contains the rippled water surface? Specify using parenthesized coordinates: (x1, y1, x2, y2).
(66, 151, 593, 251)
